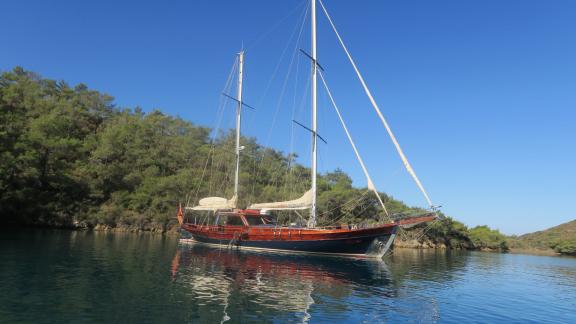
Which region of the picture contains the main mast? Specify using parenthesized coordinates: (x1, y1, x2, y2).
(234, 50, 244, 203)
(308, 0, 318, 228)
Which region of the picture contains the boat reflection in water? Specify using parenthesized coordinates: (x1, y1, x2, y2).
(171, 241, 449, 323)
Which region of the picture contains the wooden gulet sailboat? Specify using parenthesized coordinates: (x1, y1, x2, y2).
(178, 0, 439, 258)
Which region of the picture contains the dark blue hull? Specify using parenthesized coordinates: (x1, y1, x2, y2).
(190, 230, 397, 256)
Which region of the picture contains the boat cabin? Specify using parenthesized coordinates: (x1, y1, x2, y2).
(187, 209, 278, 227)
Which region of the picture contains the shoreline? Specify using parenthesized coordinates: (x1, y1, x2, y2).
(4, 224, 571, 257)
(507, 247, 561, 256)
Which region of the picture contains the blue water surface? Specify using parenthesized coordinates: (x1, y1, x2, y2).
(0, 229, 574, 323)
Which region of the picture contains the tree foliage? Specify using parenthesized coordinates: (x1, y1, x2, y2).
(469, 225, 509, 251)
(550, 240, 576, 255)
(425, 216, 474, 248)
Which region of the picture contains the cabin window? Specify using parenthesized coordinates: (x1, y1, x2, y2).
(245, 216, 276, 226)
(214, 214, 223, 225)
(225, 216, 244, 226)
(215, 214, 244, 226)
(245, 217, 264, 226)
(187, 210, 213, 224)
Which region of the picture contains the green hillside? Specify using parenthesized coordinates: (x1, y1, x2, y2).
(509, 220, 576, 255)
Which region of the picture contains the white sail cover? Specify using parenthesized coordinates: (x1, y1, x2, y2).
(188, 195, 237, 211)
(248, 190, 313, 210)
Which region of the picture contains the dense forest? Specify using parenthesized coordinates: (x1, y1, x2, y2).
(0, 67, 527, 253)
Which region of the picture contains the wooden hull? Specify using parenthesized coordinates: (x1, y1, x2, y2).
(181, 223, 398, 257)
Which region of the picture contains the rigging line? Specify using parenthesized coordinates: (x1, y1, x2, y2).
(286, 73, 311, 198)
(411, 219, 440, 243)
(355, 197, 375, 217)
(286, 31, 306, 198)
(247, 147, 260, 206)
(211, 59, 238, 142)
(216, 137, 238, 196)
(214, 150, 231, 197)
(248, 7, 309, 204)
(208, 118, 232, 196)
(321, 190, 370, 216)
(318, 71, 390, 219)
(217, 126, 238, 195)
(261, 73, 310, 206)
(191, 57, 238, 205)
(211, 141, 226, 194)
(191, 112, 231, 207)
(249, 2, 310, 125)
(190, 147, 213, 206)
(283, 72, 312, 200)
(261, 3, 309, 149)
(193, 68, 236, 203)
(247, 6, 309, 204)
(324, 197, 372, 227)
(285, 121, 294, 196)
(200, 212, 212, 228)
(244, 0, 308, 53)
(208, 65, 237, 193)
(317, 189, 370, 219)
(398, 227, 409, 242)
(209, 65, 239, 196)
(318, 190, 371, 226)
(285, 47, 303, 199)
(318, 0, 434, 209)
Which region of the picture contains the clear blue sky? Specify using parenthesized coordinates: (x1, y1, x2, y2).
(2, 0, 575, 235)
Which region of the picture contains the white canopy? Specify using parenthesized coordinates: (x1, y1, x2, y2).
(187, 195, 237, 211)
(248, 190, 312, 210)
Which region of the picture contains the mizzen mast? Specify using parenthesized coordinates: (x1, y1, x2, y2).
(233, 50, 244, 203)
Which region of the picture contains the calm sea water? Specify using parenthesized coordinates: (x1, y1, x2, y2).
(1, 229, 575, 323)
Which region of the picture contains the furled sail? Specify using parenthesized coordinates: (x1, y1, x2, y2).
(248, 190, 312, 210)
(187, 195, 237, 211)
